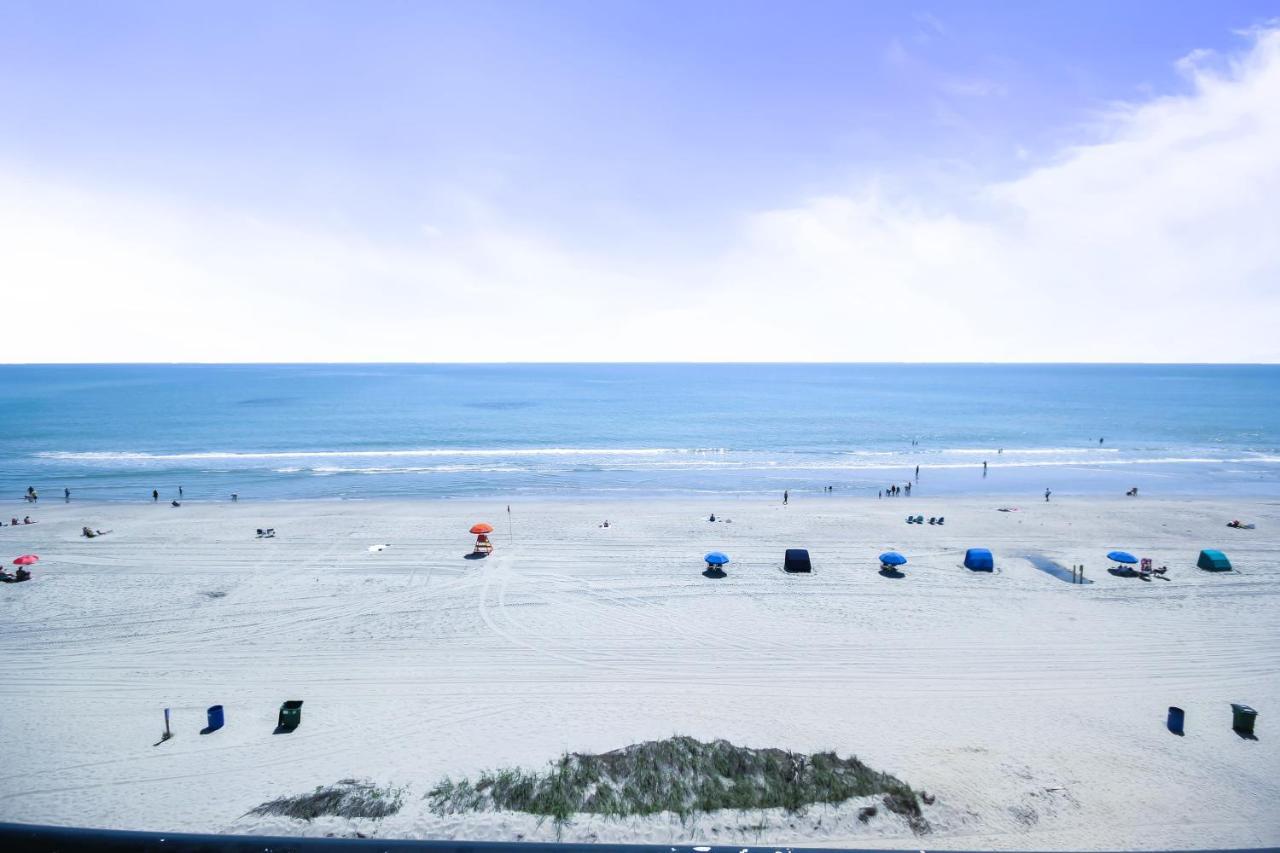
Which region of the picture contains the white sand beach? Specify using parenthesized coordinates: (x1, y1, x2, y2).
(0, 496, 1277, 849)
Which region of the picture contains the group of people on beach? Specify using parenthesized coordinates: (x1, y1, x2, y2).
(879, 483, 911, 498)
(2, 517, 36, 527)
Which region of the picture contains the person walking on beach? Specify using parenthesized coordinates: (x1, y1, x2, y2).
(905, 482, 911, 496)
(1044, 488, 1051, 502)
(982, 460, 988, 474)
(152, 489, 159, 502)
(64, 487, 70, 502)
(231, 493, 238, 502)
(915, 465, 919, 480)
(783, 489, 788, 506)
(178, 485, 183, 498)
(878, 490, 882, 499)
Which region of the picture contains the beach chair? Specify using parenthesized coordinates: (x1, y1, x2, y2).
(906, 516, 914, 524)
(915, 515, 924, 524)
(937, 516, 945, 525)
(928, 517, 936, 525)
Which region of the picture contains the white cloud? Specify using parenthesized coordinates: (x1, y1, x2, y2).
(939, 77, 1008, 98)
(2, 29, 1279, 362)
(699, 28, 1280, 362)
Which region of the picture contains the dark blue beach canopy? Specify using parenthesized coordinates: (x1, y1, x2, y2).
(964, 548, 994, 571)
(879, 551, 907, 566)
(1107, 550, 1138, 564)
(704, 551, 730, 566)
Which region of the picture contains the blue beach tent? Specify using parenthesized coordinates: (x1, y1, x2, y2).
(964, 548, 994, 571)
(1106, 550, 1138, 565)
(879, 551, 907, 567)
(704, 551, 730, 567)
(1197, 549, 1231, 571)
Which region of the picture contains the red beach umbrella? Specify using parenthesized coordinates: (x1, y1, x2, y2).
(13, 555, 39, 566)
(469, 523, 494, 535)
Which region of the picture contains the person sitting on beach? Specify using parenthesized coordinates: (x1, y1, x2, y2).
(23, 516, 34, 524)
(599, 520, 610, 528)
(709, 513, 716, 522)
(83, 526, 97, 538)
(14, 568, 30, 581)
(9, 518, 17, 526)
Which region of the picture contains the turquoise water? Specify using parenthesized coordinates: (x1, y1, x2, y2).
(1, 364, 1277, 501)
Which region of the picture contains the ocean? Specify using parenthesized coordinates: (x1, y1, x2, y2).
(1, 363, 1277, 502)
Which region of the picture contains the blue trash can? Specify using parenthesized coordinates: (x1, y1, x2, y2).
(205, 704, 224, 733)
(1167, 706, 1184, 735)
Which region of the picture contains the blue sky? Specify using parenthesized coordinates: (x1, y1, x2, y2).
(2, 1, 1279, 361)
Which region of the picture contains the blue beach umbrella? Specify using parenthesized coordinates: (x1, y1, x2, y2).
(1106, 550, 1138, 565)
(704, 551, 730, 566)
(879, 551, 907, 566)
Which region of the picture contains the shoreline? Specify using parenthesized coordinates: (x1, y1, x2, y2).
(10, 490, 1280, 508)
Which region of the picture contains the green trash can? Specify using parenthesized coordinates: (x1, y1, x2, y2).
(1231, 703, 1257, 735)
(278, 700, 303, 732)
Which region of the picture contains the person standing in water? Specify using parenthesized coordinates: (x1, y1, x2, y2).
(914, 465, 919, 480)
(178, 485, 183, 498)
(64, 487, 70, 502)
(783, 489, 789, 505)
(1045, 488, 1051, 502)
(152, 489, 159, 502)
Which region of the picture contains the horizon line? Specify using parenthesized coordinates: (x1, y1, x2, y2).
(1, 361, 1278, 368)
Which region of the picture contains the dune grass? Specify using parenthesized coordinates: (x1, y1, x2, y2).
(426, 736, 928, 832)
(251, 778, 404, 821)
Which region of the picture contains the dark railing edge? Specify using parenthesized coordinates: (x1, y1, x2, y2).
(0, 822, 1276, 853)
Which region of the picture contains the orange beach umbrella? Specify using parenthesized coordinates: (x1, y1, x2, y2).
(469, 523, 494, 535)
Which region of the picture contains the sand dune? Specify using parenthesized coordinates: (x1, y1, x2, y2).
(0, 495, 1277, 849)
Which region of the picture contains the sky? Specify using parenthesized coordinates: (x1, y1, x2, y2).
(2, 0, 1279, 363)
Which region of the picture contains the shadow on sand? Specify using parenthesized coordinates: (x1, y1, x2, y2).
(702, 567, 726, 579)
(463, 552, 489, 561)
(1024, 553, 1094, 584)
(878, 567, 905, 579)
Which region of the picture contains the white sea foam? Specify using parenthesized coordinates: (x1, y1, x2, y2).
(268, 455, 1280, 476)
(38, 447, 728, 461)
